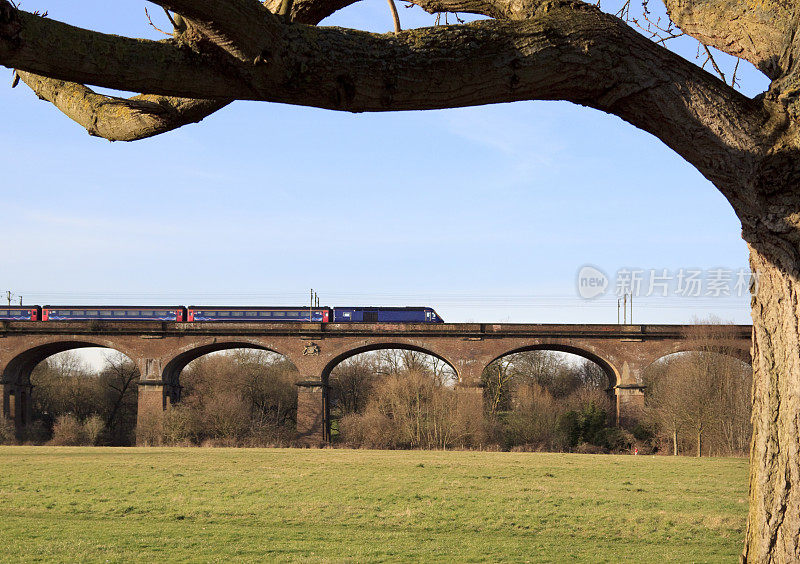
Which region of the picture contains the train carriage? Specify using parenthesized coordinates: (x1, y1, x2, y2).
(42, 306, 186, 321)
(333, 306, 443, 323)
(0, 306, 41, 321)
(187, 306, 331, 322)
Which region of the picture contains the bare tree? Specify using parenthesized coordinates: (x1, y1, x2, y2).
(3, 0, 800, 556)
(669, 353, 719, 457)
(99, 352, 140, 444)
(646, 323, 752, 457)
(329, 355, 380, 416)
(31, 352, 103, 426)
(645, 359, 683, 455)
(483, 356, 514, 415)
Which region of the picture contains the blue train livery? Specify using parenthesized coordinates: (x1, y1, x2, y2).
(42, 306, 185, 321)
(20, 304, 443, 323)
(333, 306, 443, 323)
(187, 306, 330, 322)
(0, 307, 41, 321)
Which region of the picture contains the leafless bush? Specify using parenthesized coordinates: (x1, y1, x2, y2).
(339, 409, 398, 449)
(83, 414, 105, 445)
(338, 370, 485, 449)
(0, 417, 16, 445)
(159, 405, 195, 445)
(19, 421, 50, 445)
(136, 406, 166, 446)
(504, 383, 562, 449)
(50, 414, 88, 446)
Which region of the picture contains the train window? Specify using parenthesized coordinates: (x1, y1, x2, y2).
(114, 310, 125, 316)
(219, 311, 229, 316)
(0, 310, 7, 316)
(276, 311, 286, 317)
(245, 311, 256, 317)
(232, 311, 243, 316)
(259, 311, 271, 317)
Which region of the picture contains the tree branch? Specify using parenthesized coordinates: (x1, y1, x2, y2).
(16, 72, 230, 141)
(262, 0, 364, 26)
(1, 0, 772, 195)
(151, 0, 281, 61)
(662, 0, 794, 80)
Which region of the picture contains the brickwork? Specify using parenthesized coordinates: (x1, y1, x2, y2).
(0, 322, 752, 443)
(296, 382, 327, 445)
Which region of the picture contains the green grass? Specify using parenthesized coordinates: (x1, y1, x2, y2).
(0, 447, 747, 562)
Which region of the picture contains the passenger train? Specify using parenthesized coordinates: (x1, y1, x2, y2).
(0, 305, 444, 323)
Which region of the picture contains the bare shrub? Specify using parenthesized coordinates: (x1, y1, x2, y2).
(136, 407, 165, 446)
(202, 391, 251, 441)
(575, 442, 606, 454)
(50, 414, 88, 446)
(161, 405, 196, 446)
(0, 417, 16, 445)
(19, 421, 49, 445)
(83, 414, 105, 445)
(243, 421, 296, 447)
(339, 409, 397, 449)
(504, 383, 561, 449)
(338, 370, 485, 449)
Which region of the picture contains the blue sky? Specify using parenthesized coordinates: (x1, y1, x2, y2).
(0, 0, 770, 325)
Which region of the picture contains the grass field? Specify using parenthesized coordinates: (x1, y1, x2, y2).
(0, 447, 747, 562)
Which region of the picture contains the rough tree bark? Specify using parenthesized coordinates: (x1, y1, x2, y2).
(1, 0, 800, 559)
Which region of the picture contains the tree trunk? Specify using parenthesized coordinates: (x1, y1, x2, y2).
(743, 242, 800, 562)
(696, 428, 702, 458)
(673, 429, 678, 456)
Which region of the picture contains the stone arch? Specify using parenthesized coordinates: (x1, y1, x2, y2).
(2, 338, 139, 386)
(648, 343, 752, 367)
(483, 343, 620, 390)
(319, 342, 459, 385)
(160, 339, 297, 388)
(304, 342, 462, 444)
(0, 338, 138, 430)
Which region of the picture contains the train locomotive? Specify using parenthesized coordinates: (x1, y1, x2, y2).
(0, 305, 444, 323)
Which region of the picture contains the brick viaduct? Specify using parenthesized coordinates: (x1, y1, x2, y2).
(0, 321, 752, 443)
